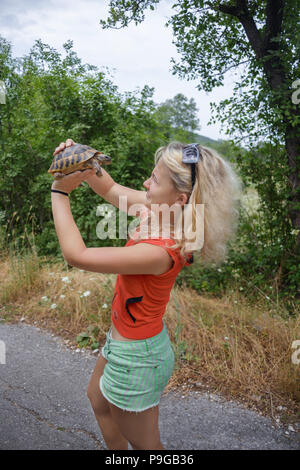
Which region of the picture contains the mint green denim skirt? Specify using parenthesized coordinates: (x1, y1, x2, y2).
(99, 323, 175, 412)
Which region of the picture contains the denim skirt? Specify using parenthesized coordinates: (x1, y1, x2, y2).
(100, 323, 175, 412)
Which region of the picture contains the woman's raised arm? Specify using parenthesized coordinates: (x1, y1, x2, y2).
(88, 172, 147, 213)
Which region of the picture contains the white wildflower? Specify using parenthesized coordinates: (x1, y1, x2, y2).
(80, 290, 91, 298)
(41, 296, 48, 301)
(102, 303, 108, 308)
(50, 303, 57, 309)
(61, 276, 71, 283)
(60, 294, 65, 299)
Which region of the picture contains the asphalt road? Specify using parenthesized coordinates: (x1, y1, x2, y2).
(0, 321, 299, 450)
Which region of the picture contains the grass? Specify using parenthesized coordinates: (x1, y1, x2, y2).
(0, 246, 299, 427)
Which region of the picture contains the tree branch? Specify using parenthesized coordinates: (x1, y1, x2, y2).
(217, 3, 240, 16)
(217, 1, 264, 58)
(216, 1, 286, 91)
(211, 59, 251, 78)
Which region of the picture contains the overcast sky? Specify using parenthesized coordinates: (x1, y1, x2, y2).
(1, 0, 236, 140)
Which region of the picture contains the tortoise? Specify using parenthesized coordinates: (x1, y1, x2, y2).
(48, 143, 112, 179)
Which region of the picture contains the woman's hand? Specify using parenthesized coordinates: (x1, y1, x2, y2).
(51, 139, 96, 194)
(51, 168, 96, 194)
(53, 138, 75, 156)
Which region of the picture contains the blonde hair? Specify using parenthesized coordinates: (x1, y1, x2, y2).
(134, 141, 243, 266)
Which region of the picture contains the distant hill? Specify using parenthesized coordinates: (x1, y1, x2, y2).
(192, 133, 225, 147)
(186, 131, 238, 160)
(164, 129, 244, 161)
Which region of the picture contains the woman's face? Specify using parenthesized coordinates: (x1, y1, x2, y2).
(143, 158, 188, 208)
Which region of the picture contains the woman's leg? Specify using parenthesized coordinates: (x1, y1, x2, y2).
(108, 403, 164, 450)
(87, 354, 128, 450)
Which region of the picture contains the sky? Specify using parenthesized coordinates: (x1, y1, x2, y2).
(0, 0, 237, 141)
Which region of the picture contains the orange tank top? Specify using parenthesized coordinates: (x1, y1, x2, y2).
(111, 236, 193, 339)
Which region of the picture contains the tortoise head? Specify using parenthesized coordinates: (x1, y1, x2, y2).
(97, 153, 112, 164)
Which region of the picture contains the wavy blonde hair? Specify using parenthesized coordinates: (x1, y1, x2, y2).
(135, 141, 243, 266)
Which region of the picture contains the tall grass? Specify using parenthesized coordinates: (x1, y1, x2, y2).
(165, 287, 300, 414)
(1, 247, 43, 303)
(0, 210, 46, 304)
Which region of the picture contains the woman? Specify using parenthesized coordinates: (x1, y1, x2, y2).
(51, 139, 242, 450)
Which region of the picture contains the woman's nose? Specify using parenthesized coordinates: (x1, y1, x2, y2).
(143, 178, 150, 189)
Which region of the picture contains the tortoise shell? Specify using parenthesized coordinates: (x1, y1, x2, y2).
(48, 144, 112, 179)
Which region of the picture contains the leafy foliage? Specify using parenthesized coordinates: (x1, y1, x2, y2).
(156, 93, 200, 141)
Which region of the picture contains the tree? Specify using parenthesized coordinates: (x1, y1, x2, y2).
(100, 0, 300, 289)
(156, 93, 200, 139)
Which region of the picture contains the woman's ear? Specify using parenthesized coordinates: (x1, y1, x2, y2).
(176, 193, 189, 206)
